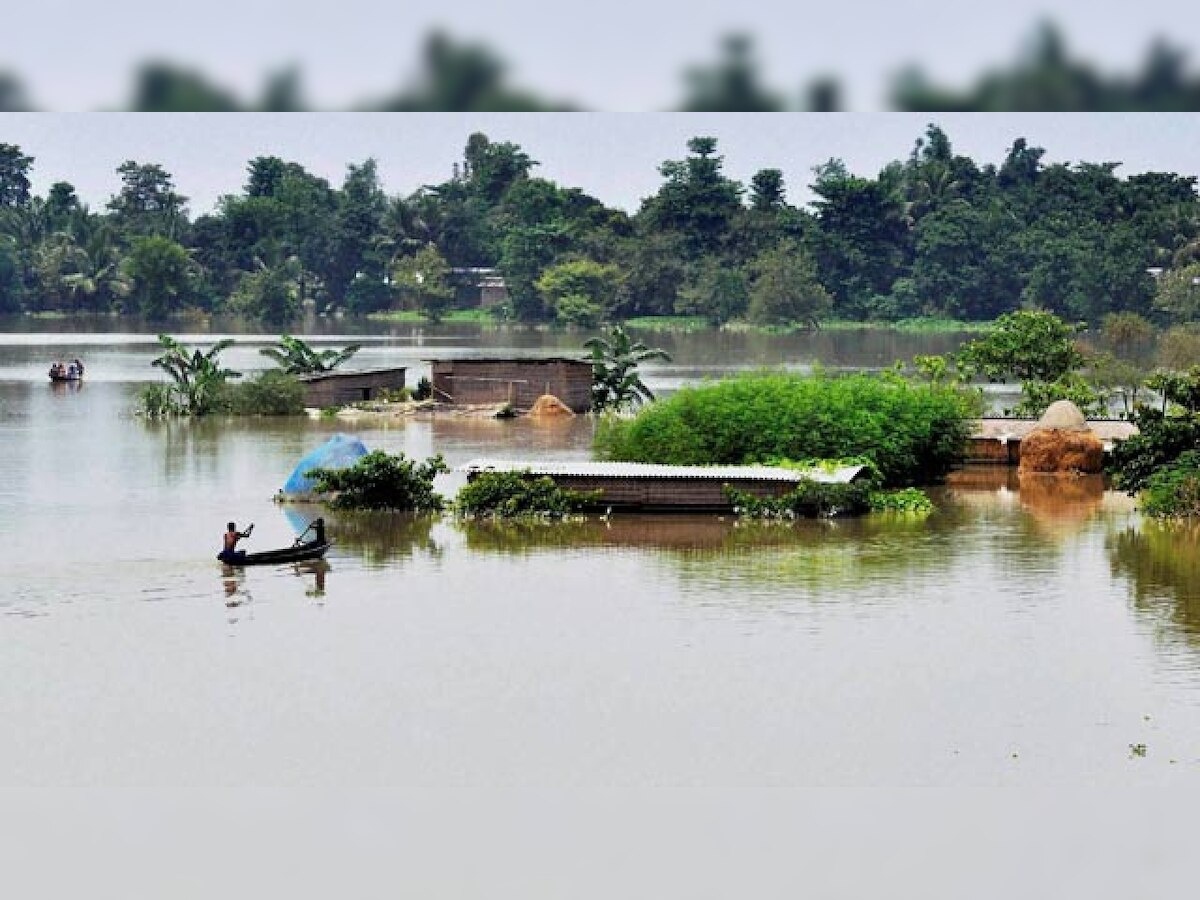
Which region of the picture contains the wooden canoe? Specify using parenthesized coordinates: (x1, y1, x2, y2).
(217, 540, 332, 566)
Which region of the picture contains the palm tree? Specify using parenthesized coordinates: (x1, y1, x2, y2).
(583, 325, 671, 411)
(151, 334, 241, 415)
(260, 334, 361, 374)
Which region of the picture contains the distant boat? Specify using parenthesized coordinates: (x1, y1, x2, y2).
(49, 372, 82, 383)
(217, 539, 332, 567)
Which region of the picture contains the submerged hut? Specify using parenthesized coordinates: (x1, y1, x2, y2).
(460, 459, 870, 512)
(298, 367, 407, 407)
(429, 358, 593, 413)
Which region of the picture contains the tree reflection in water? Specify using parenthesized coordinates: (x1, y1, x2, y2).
(1108, 521, 1200, 643)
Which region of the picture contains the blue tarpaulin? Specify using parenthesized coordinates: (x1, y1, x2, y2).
(282, 434, 369, 495)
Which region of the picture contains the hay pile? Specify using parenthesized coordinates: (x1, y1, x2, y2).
(1017, 400, 1104, 474)
(529, 393, 575, 418)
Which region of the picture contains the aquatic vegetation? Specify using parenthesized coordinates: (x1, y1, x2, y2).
(725, 481, 872, 519)
(595, 371, 977, 486)
(868, 488, 935, 515)
(308, 450, 448, 511)
(454, 471, 601, 518)
(214, 370, 305, 416)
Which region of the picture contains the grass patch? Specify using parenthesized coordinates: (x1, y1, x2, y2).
(622, 315, 711, 332)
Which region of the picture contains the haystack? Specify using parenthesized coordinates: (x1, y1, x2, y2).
(1017, 400, 1104, 474)
(528, 393, 575, 418)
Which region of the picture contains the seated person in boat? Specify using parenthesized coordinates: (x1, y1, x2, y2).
(218, 521, 254, 563)
(49, 361, 64, 379)
(72, 358, 84, 378)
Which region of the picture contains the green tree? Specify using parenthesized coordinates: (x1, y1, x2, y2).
(536, 258, 622, 325)
(123, 235, 192, 318)
(108, 161, 188, 238)
(957, 310, 1085, 381)
(746, 240, 832, 326)
(392, 244, 454, 322)
(1154, 262, 1200, 321)
(676, 257, 749, 325)
(0, 143, 33, 208)
(640, 137, 744, 257)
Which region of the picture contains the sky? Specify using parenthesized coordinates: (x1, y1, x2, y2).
(3, 114, 1200, 215)
(4, 1, 1199, 110)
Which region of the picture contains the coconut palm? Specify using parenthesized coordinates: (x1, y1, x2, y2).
(260, 333, 361, 374)
(583, 325, 671, 411)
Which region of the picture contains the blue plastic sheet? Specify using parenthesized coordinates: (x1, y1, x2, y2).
(281, 434, 368, 495)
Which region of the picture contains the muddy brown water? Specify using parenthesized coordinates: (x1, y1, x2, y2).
(2, 322, 1198, 793)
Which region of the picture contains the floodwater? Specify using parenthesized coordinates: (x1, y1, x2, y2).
(4, 322, 1200, 894)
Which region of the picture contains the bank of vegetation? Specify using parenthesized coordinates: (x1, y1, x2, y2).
(595, 371, 979, 487)
(4, 124, 1200, 331)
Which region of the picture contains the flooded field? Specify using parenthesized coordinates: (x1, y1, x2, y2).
(3, 322, 1199, 793)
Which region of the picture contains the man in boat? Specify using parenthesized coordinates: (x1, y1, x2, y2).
(218, 521, 254, 563)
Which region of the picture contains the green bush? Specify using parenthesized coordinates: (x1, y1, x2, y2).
(308, 451, 448, 511)
(595, 372, 978, 486)
(868, 488, 935, 514)
(1109, 407, 1200, 494)
(215, 370, 305, 415)
(726, 480, 872, 518)
(1142, 451, 1200, 517)
(455, 471, 602, 517)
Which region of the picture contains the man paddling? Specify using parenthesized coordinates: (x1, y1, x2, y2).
(218, 521, 254, 563)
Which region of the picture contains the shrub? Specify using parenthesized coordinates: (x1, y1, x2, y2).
(137, 383, 181, 417)
(308, 450, 448, 511)
(869, 488, 934, 514)
(595, 372, 978, 486)
(454, 471, 602, 517)
(215, 370, 305, 415)
(726, 480, 872, 519)
(1142, 451, 1200, 517)
(1109, 406, 1200, 494)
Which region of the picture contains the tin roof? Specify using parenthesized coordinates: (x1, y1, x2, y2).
(459, 459, 869, 484)
(296, 366, 407, 383)
(427, 356, 590, 366)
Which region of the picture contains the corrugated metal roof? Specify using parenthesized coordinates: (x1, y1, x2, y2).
(297, 366, 407, 382)
(972, 418, 1137, 441)
(426, 357, 590, 365)
(459, 459, 868, 484)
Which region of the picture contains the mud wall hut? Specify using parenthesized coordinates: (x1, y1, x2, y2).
(430, 358, 593, 413)
(298, 367, 407, 407)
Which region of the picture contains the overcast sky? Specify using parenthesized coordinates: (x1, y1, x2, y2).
(3, 114, 1199, 216)
(5, 1, 1199, 109)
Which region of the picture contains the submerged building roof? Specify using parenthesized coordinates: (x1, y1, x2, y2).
(459, 459, 869, 484)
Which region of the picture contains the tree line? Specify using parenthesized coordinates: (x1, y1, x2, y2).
(3, 124, 1200, 327)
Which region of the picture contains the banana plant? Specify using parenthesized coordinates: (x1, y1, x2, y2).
(583, 325, 671, 412)
(151, 334, 241, 415)
(260, 334, 361, 374)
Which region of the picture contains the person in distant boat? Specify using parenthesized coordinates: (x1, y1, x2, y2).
(49, 362, 63, 379)
(312, 517, 326, 544)
(71, 358, 84, 378)
(219, 521, 254, 563)
(66, 361, 79, 379)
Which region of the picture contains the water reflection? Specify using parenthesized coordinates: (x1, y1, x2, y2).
(1108, 522, 1200, 645)
(292, 560, 329, 599)
(317, 509, 440, 566)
